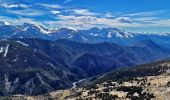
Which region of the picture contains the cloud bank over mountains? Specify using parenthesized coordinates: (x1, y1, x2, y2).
(0, 0, 170, 32)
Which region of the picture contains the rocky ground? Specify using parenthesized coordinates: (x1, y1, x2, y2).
(1, 61, 170, 100)
(2, 71, 170, 100)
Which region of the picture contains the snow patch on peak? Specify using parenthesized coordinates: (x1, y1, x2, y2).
(23, 23, 53, 34)
(90, 33, 103, 37)
(65, 26, 78, 32)
(0, 47, 4, 53)
(34, 24, 52, 34)
(124, 32, 134, 38)
(66, 34, 74, 39)
(107, 32, 113, 38)
(106, 29, 134, 38)
(115, 31, 124, 38)
(4, 22, 10, 25)
(0, 21, 10, 26)
(16, 41, 29, 46)
(21, 27, 29, 31)
(4, 44, 9, 57)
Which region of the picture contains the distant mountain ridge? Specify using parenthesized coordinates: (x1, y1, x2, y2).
(0, 21, 170, 49)
(0, 38, 169, 95)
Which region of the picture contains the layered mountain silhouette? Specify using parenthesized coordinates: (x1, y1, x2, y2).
(0, 38, 169, 95)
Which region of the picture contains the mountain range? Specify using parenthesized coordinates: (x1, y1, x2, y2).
(0, 21, 170, 97)
(0, 22, 170, 49)
(0, 38, 169, 96)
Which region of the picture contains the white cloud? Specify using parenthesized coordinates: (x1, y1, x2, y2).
(2, 14, 170, 31)
(146, 19, 170, 27)
(45, 15, 133, 29)
(37, 4, 62, 9)
(125, 10, 167, 17)
(51, 10, 60, 14)
(2, 4, 18, 8)
(114, 17, 132, 24)
(105, 12, 113, 18)
(1, 4, 29, 8)
(42, 13, 170, 30)
(72, 9, 98, 16)
(7, 9, 45, 16)
(0, 16, 38, 25)
(134, 17, 158, 21)
(1, 2, 170, 32)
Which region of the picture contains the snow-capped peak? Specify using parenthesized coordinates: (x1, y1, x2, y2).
(23, 23, 53, 34)
(90, 33, 103, 37)
(65, 26, 78, 32)
(104, 28, 134, 38)
(33, 24, 52, 34)
(4, 22, 10, 25)
(56, 27, 77, 33)
(107, 32, 113, 38)
(0, 21, 10, 26)
(124, 32, 134, 38)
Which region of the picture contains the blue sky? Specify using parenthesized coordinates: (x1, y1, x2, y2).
(0, 0, 170, 33)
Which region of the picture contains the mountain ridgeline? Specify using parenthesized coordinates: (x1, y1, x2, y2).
(0, 22, 170, 49)
(0, 38, 169, 96)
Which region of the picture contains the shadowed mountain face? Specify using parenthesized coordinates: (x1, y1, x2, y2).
(32, 60, 170, 100)
(81, 60, 170, 89)
(0, 38, 169, 96)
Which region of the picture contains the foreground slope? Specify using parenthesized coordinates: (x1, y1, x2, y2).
(10, 60, 170, 100)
